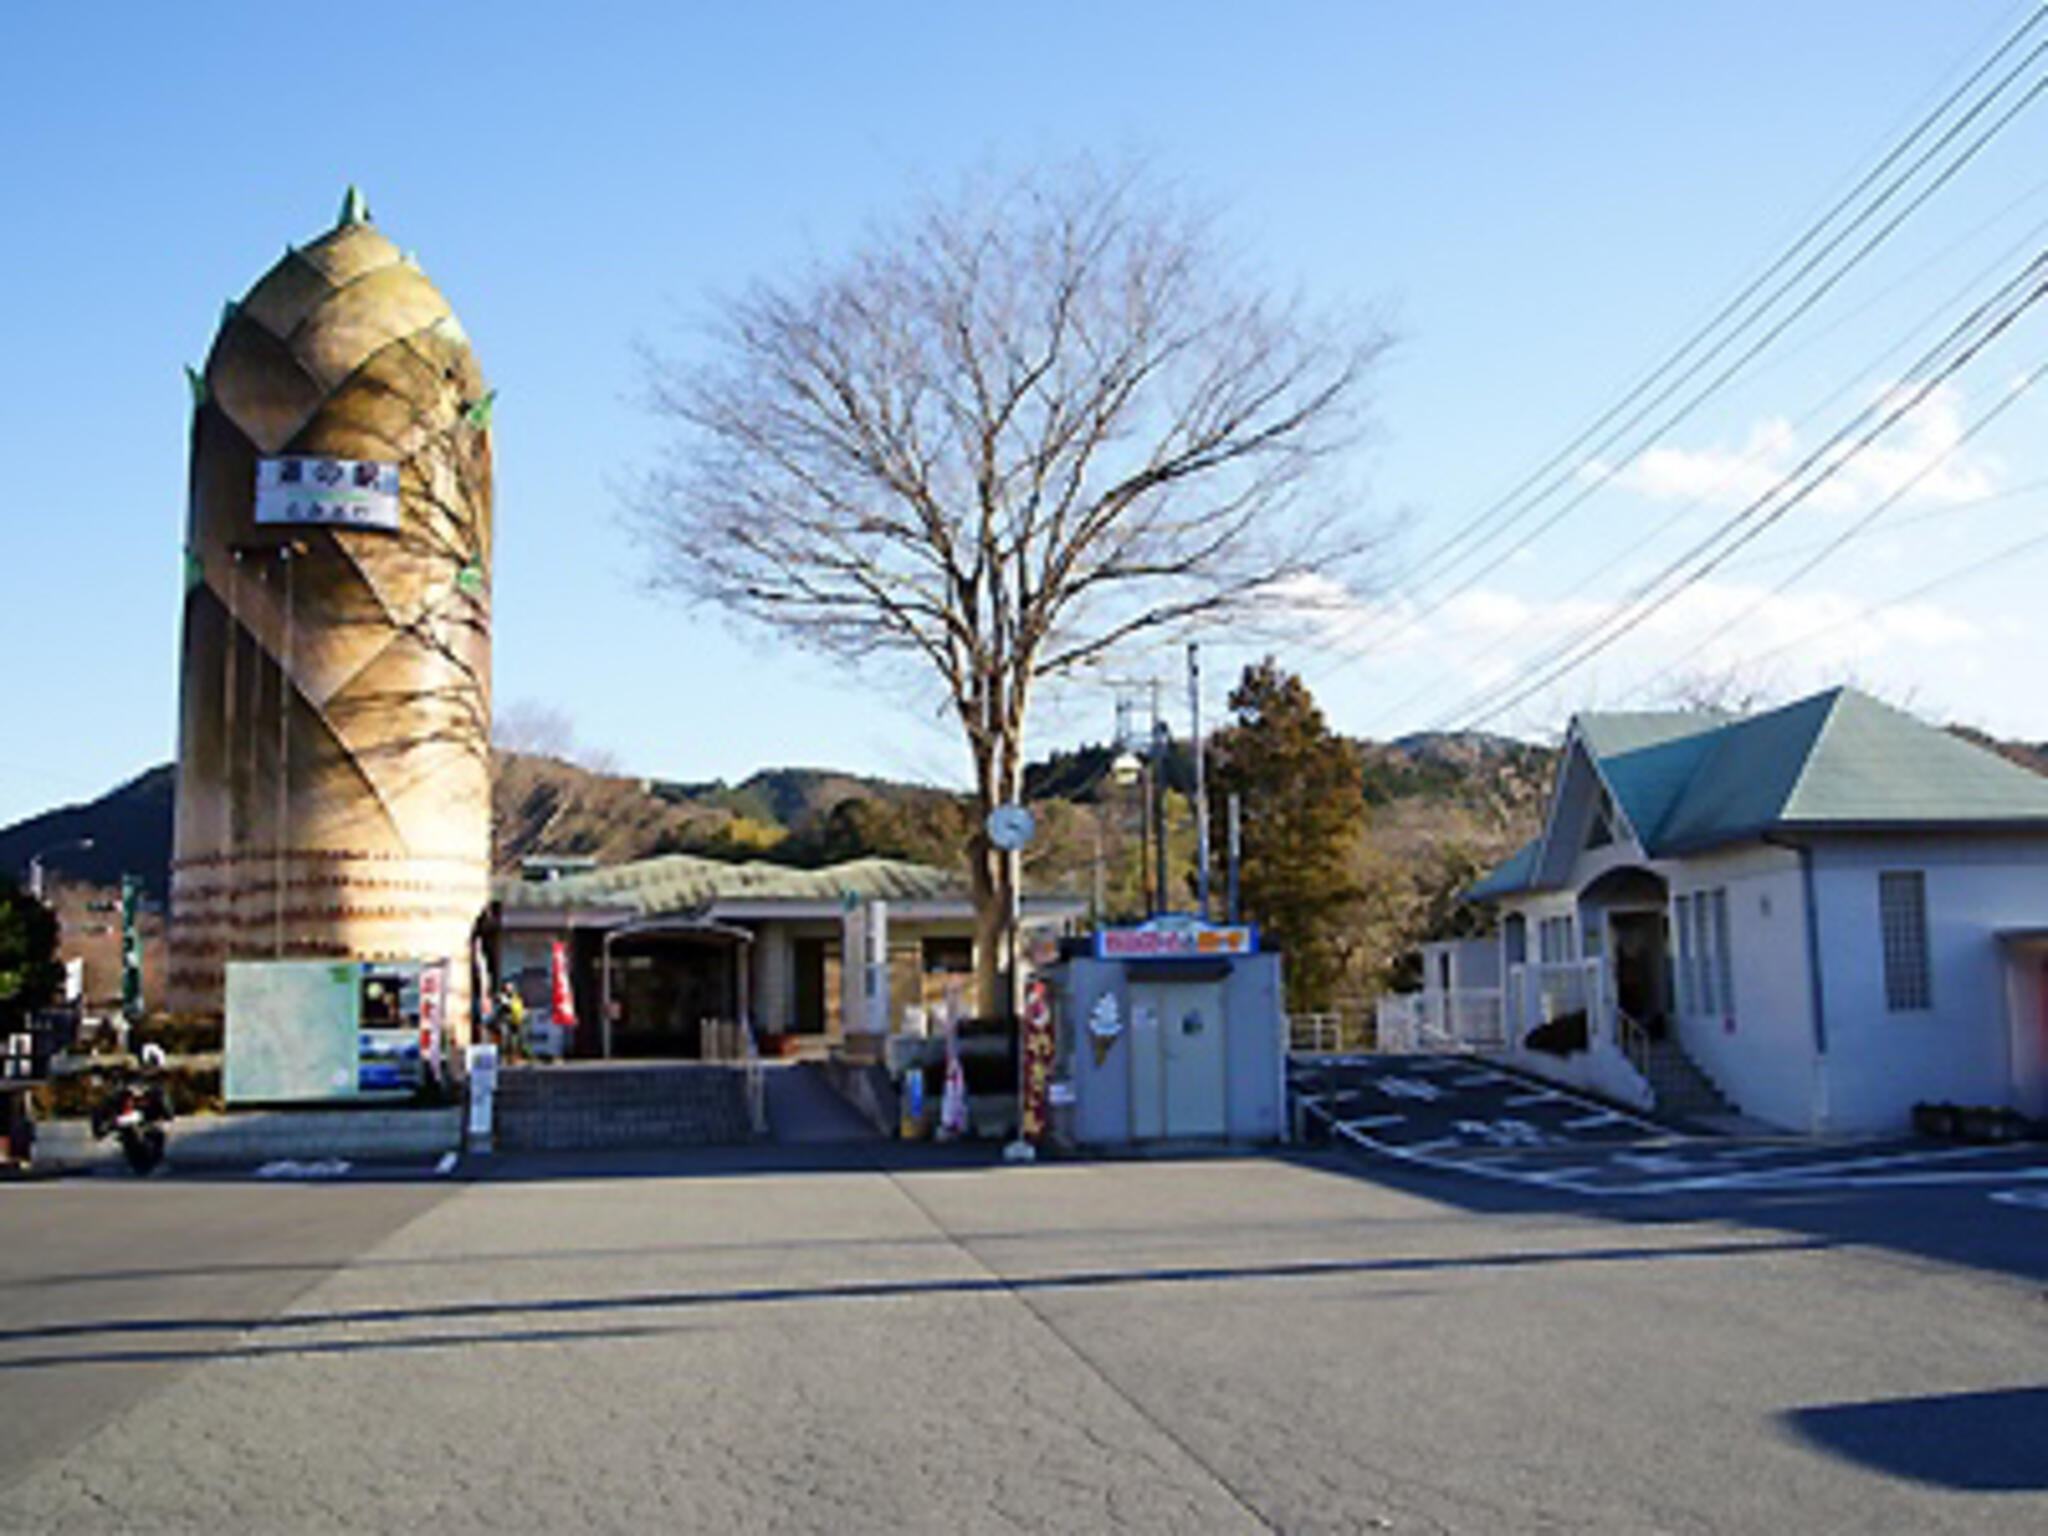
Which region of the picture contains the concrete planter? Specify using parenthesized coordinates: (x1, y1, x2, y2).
(30, 1106, 462, 1172)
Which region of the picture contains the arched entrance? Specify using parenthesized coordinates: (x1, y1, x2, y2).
(597, 918, 754, 1059)
(1579, 866, 1670, 1035)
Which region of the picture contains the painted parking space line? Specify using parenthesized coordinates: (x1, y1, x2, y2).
(1991, 1188, 2048, 1208)
(1371, 1076, 1450, 1102)
(1720, 1142, 2032, 1184)
(1343, 1114, 1409, 1130)
(1564, 1112, 1628, 1130)
(1312, 1101, 2048, 1198)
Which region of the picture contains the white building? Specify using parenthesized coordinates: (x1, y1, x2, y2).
(1413, 686, 2048, 1134)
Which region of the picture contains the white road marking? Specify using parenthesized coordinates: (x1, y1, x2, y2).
(1450, 1072, 1506, 1088)
(1343, 1114, 1408, 1130)
(1305, 1098, 2048, 1199)
(1505, 1091, 1563, 1107)
(1373, 1076, 1447, 1102)
(1454, 1118, 1552, 1148)
(1725, 1143, 2026, 1184)
(1990, 1187, 2048, 1208)
(1564, 1113, 1627, 1130)
(1611, 1152, 1701, 1175)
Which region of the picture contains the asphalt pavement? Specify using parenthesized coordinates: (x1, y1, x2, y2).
(1, 1105, 2045, 1532)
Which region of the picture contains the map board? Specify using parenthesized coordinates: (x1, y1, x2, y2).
(225, 961, 360, 1103)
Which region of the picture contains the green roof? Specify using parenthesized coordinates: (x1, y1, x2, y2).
(1465, 838, 1540, 901)
(497, 854, 965, 915)
(1656, 687, 2048, 850)
(1585, 716, 1728, 845)
(1470, 686, 2048, 898)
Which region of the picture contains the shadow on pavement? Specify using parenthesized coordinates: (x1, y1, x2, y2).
(0, 1232, 1826, 1370)
(1784, 1385, 2048, 1491)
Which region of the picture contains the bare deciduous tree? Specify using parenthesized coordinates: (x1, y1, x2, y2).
(630, 162, 1392, 1013)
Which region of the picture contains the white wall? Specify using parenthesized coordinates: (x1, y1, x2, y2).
(1421, 938, 1499, 994)
(1666, 843, 1816, 1133)
(1811, 834, 2048, 1132)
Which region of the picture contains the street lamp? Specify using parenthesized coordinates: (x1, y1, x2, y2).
(25, 837, 93, 902)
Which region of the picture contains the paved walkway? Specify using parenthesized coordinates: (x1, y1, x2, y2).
(765, 1060, 886, 1144)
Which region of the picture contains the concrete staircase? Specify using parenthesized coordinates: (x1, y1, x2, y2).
(1639, 1037, 1738, 1126)
(493, 1063, 755, 1151)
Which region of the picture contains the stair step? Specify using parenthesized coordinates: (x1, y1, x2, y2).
(491, 1064, 755, 1149)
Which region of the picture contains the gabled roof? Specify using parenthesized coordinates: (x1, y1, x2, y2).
(1468, 686, 2048, 898)
(1579, 713, 1729, 848)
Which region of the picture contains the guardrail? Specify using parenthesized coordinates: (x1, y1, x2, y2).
(1287, 1012, 1345, 1055)
(1373, 988, 1507, 1053)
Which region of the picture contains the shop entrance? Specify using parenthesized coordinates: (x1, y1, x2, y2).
(1129, 976, 1228, 1139)
(597, 920, 752, 1059)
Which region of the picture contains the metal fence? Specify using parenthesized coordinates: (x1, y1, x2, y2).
(1285, 1009, 1378, 1055)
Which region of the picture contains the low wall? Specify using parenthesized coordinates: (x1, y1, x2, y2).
(31, 1107, 463, 1172)
(1492, 1038, 1655, 1113)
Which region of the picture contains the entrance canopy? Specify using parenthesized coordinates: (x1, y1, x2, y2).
(599, 917, 753, 1060)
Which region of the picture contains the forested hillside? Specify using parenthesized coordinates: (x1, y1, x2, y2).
(15, 720, 2042, 1000)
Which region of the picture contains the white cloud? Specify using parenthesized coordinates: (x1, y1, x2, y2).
(1589, 383, 1999, 516)
(1359, 579, 1983, 709)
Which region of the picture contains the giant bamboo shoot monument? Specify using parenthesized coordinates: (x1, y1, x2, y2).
(167, 191, 493, 1032)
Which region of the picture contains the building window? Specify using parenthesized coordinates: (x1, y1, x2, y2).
(1674, 888, 1733, 1018)
(921, 936, 974, 975)
(1538, 915, 1573, 965)
(1879, 871, 1931, 1012)
(1693, 894, 1716, 1014)
(1674, 896, 1694, 1014)
(1712, 888, 1734, 1020)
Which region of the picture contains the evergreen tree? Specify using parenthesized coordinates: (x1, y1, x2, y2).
(0, 877, 60, 1027)
(1210, 660, 1366, 1011)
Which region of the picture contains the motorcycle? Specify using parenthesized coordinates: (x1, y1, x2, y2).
(91, 1043, 174, 1175)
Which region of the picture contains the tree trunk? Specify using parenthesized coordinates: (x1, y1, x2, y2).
(967, 719, 1023, 1020)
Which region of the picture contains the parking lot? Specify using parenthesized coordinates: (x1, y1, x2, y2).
(1289, 1053, 2048, 1199)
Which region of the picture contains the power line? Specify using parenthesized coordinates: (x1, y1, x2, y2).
(1701, 497, 2048, 690)
(1299, 9, 2048, 669)
(1619, 352, 2048, 706)
(1347, 204, 2048, 729)
(1435, 249, 2048, 731)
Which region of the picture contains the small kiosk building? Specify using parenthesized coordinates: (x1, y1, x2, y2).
(1050, 918, 1286, 1147)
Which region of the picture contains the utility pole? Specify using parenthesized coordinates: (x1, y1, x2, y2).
(1227, 792, 1242, 923)
(1150, 679, 1168, 916)
(1189, 641, 1209, 919)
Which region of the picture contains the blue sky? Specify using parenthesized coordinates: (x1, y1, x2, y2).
(5, 0, 2046, 827)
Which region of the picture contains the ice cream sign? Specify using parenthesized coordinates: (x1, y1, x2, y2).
(1094, 918, 1257, 960)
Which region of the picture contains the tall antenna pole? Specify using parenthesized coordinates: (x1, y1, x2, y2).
(276, 545, 294, 959)
(1150, 679, 1167, 915)
(1189, 641, 1209, 920)
(1227, 792, 1242, 924)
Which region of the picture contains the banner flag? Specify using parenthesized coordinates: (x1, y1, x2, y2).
(551, 940, 577, 1028)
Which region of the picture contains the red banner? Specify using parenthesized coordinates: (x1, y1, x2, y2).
(1019, 979, 1055, 1143)
(551, 940, 577, 1028)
